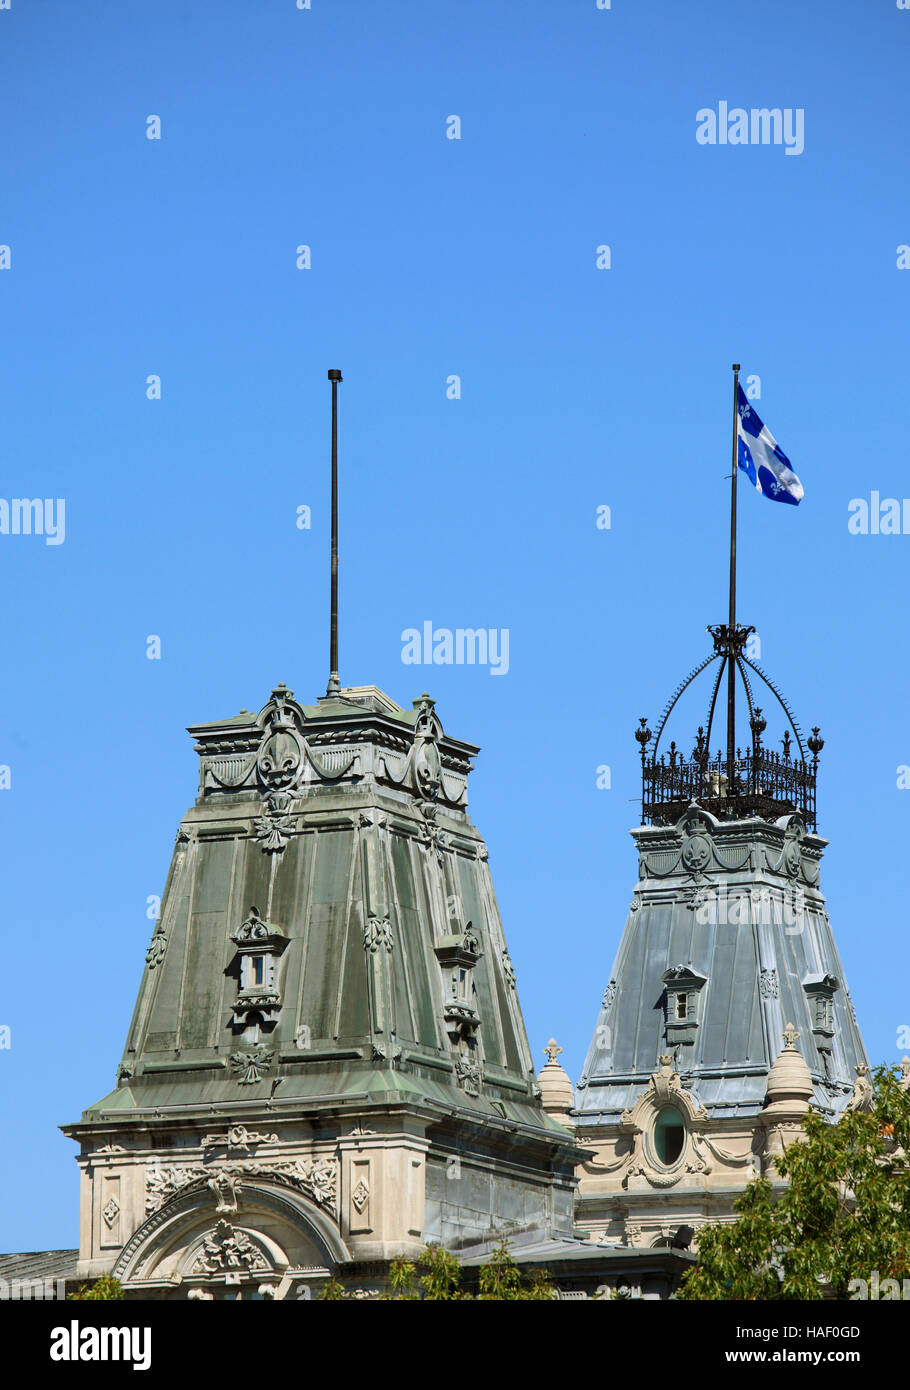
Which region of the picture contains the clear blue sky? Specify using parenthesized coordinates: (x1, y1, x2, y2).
(3, 0, 909, 1251)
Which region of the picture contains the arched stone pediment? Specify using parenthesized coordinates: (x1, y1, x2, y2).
(113, 1181, 350, 1290)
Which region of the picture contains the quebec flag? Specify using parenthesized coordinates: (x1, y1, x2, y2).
(737, 385, 803, 505)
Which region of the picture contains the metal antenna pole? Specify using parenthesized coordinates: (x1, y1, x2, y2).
(327, 369, 343, 696)
(727, 363, 740, 789)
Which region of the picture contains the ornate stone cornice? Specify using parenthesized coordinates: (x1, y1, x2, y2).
(191, 685, 474, 810)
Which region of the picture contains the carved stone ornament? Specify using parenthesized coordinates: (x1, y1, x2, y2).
(207, 1170, 242, 1213)
(202, 1125, 279, 1153)
(846, 1063, 875, 1114)
(255, 684, 352, 792)
(363, 915, 393, 954)
(379, 693, 466, 809)
(351, 1177, 370, 1213)
(621, 1056, 705, 1122)
(763, 815, 808, 881)
(414, 723, 442, 802)
(601, 1055, 723, 1190)
(200, 685, 360, 798)
(232, 907, 282, 946)
(501, 948, 516, 990)
(145, 1156, 339, 1216)
(229, 1046, 274, 1085)
(454, 1053, 482, 1097)
(192, 1220, 268, 1275)
(681, 827, 712, 876)
(759, 968, 779, 999)
(782, 820, 803, 878)
(145, 927, 168, 970)
(254, 790, 297, 854)
(258, 725, 304, 791)
(419, 820, 451, 864)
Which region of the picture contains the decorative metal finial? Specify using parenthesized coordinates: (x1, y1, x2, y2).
(635, 717, 652, 751)
(808, 727, 824, 758)
(544, 1039, 563, 1065)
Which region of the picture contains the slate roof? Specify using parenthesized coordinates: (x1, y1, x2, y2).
(0, 1250, 78, 1281)
(576, 805, 868, 1124)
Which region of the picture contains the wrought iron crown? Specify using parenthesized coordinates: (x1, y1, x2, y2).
(635, 623, 823, 831)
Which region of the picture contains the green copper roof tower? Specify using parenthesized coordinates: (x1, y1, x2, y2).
(61, 374, 580, 1299)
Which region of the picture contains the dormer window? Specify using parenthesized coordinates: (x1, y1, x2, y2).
(803, 973, 839, 1046)
(434, 925, 482, 1042)
(451, 967, 471, 1003)
(661, 965, 708, 1047)
(230, 907, 289, 1030)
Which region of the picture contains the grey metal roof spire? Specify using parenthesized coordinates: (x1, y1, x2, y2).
(577, 633, 866, 1127)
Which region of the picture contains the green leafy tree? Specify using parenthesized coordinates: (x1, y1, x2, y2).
(413, 1243, 465, 1301)
(316, 1277, 347, 1301)
(679, 1064, 910, 1300)
(67, 1274, 125, 1301)
(322, 1239, 553, 1300)
(476, 1242, 552, 1300)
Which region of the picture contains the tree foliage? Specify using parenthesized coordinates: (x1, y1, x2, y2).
(678, 1064, 910, 1300)
(318, 1240, 553, 1300)
(67, 1274, 125, 1301)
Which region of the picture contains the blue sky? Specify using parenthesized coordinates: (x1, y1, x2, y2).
(3, 0, 910, 1250)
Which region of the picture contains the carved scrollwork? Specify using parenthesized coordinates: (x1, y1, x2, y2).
(145, 1155, 339, 1216)
(192, 1220, 268, 1274)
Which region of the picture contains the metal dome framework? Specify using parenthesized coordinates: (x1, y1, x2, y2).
(635, 623, 824, 831)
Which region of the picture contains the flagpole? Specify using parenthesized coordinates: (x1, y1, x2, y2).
(327, 369, 342, 696)
(726, 362, 740, 790)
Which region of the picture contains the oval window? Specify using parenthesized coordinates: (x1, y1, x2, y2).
(653, 1108, 685, 1166)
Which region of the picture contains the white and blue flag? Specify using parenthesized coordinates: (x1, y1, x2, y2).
(736, 386, 803, 506)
